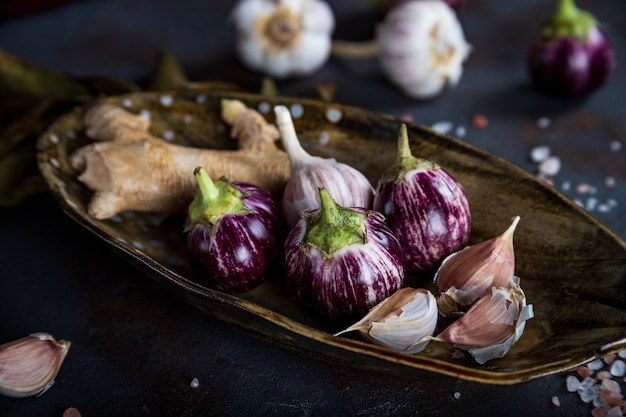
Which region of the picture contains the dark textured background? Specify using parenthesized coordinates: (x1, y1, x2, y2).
(0, 0, 625, 415)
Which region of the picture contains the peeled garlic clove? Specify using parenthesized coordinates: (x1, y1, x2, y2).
(434, 216, 521, 316)
(434, 280, 533, 364)
(0, 333, 70, 398)
(336, 287, 438, 354)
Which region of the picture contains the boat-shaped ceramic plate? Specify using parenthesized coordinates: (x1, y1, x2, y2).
(37, 89, 626, 385)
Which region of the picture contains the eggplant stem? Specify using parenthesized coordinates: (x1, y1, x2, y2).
(318, 188, 339, 225)
(555, 0, 579, 20)
(397, 123, 413, 160)
(194, 166, 219, 201)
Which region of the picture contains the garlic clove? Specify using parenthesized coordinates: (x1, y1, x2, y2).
(434, 216, 521, 316)
(434, 281, 533, 364)
(336, 287, 438, 354)
(0, 333, 70, 398)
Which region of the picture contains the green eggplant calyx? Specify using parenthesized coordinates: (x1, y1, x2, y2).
(185, 167, 251, 231)
(303, 188, 367, 257)
(541, 0, 597, 43)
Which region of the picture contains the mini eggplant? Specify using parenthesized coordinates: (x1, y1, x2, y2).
(373, 124, 471, 272)
(185, 167, 281, 294)
(528, 0, 615, 98)
(283, 187, 404, 320)
(274, 105, 374, 229)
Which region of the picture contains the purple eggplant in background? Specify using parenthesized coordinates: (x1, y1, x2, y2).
(185, 167, 281, 294)
(283, 188, 404, 320)
(373, 124, 471, 272)
(528, 0, 615, 98)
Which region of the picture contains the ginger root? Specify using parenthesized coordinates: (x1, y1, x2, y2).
(70, 100, 290, 219)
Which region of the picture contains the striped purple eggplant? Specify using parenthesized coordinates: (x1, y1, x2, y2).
(185, 167, 281, 294)
(527, 0, 615, 98)
(284, 188, 404, 320)
(373, 124, 471, 272)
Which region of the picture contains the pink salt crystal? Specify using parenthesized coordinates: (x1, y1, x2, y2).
(601, 378, 622, 394)
(606, 407, 624, 417)
(604, 354, 617, 365)
(576, 366, 594, 379)
(551, 395, 560, 407)
(598, 371, 613, 380)
(592, 408, 608, 417)
(599, 379, 625, 409)
(576, 183, 594, 194)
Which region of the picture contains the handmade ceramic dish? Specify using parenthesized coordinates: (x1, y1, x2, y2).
(37, 89, 626, 385)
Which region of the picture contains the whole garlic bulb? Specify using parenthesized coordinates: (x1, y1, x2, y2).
(231, 0, 335, 78)
(377, 0, 472, 99)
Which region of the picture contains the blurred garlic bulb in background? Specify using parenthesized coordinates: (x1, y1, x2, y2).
(231, 0, 335, 78)
(377, 0, 471, 99)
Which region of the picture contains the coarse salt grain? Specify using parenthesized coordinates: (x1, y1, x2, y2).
(589, 359, 606, 371)
(530, 145, 551, 163)
(618, 350, 626, 359)
(561, 181, 571, 192)
(453, 392, 461, 400)
(586, 197, 599, 211)
(551, 396, 561, 407)
(190, 377, 200, 388)
(537, 117, 551, 129)
(576, 183, 594, 194)
(576, 366, 594, 379)
(455, 125, 466, 138)
(598, 203, 612, 213)
(610, 361, 626, 377)
(605, 177, 616, 188)
(604, 354, 617, 365)
(598, 371, 614, 380)
(431, 121, 454, 135)
(538, 156, 561, 176)
(567, 375, 581, 392)
(609, 140, 623, 152)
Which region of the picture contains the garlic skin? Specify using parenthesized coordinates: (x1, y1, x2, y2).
(435, 280, 534, 364)
(0, 333, 70, 398)
(231, 0, 335, 78)
(336, 287, 438, 354)
(434, 216, 521, 316)
(274, 105, 374, 229)
(377, 0, 471, 99)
